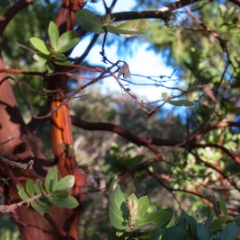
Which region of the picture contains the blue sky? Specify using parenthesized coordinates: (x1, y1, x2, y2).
(71, 0, 175, 102)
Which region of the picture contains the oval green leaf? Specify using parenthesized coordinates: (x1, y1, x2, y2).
(75, 9, 105, 34)
(26, 179, 35, 197)
(30, 37, 51, 55)
(143, 210, 172, 229)
(53, 59, 72, 66)
(48, 21, 59, 50)
(58, 38, 80, 53)
(58, 31, 77, 50)
(106, 25, 142, 37)
(30, 201, 50, 216)
(169, 100, 194, 106)
(137, 196, 149, 217)
(220, 222, 238, 240)
(16, 184, 29, 201)
(45, 166, 58, 193)
(109, 186, 128, 230)
(135, 222, 156, 232)
(115, 19, 150, 37)
(51, 190, 69, 198)
(53, 175, 75, 191)
(49, 195, 79, 209)
(209, 215, 234, 232)
(33, 53, 49, 62)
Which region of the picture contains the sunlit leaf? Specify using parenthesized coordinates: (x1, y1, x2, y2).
(58, 38, 80, 53)
(30, 37, 51, 55)
(109, 186, 128, 230)
(53, 175, 75, 191)
(48, 21, 59, 50)
(115, 19, 150, 37)
(106, 25, 142, 37)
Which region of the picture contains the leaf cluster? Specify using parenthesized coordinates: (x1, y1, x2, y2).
(30, 21, 80, 72)
(91, 186, 240, 240)
(16, 166, 78, 216)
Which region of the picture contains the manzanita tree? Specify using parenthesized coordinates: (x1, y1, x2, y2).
(0, 0, 239, 239)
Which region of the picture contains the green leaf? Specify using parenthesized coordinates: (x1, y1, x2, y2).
(30, 37, 51, 55)
(35, 198, 51, 208)
(137, 196, 149, 217)
(106, 25, 142, 37)
(49, 195, 79, 209)
(115, 19, 150, 37)
(212, 193, 220, 217)
(144, 210, 172, 229)
(90, 233, 102, 240)
(0, 0, 10, 7)
(169, 100, 194, 106)
(33, 53, 49, 63)
(48, 21, 59, 50)
(53, 52, 67, 61)
(46, 62, 55, 72)
(16, 184, 29, 201)
(149, 228, 165, 240)
(135, 222, 156, 232)
(53, 59, 72, 66)
(177, 210, 197, 233)
(51, 190, 69, 198)
(209, 215, 234, 232)
(219, 222, 238, 240)
(54, 175, 75, 191)
(109, 186, 128, 230)
(58, 37, 80, 53)
(26, 179, 35, 197)
(162, 226, 188, 240)
(34, 180, 44, 195)
(162, 92, 170, 100)
(45, 166, 58, 193)
(30, 200, 50, 216)
(75, 9, 105, 34)
(128, 193, 138, 202)
(219, 194, 227, 215)
(107, 229, 129, 240)
(197, 223, 210, 240)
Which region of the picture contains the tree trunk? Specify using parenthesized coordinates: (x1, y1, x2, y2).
(0, 1, 85, 239)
